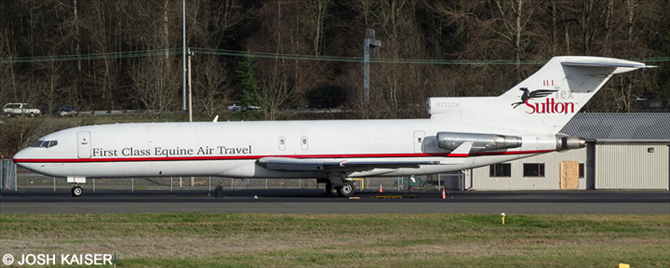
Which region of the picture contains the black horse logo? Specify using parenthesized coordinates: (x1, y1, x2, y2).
(511, 87, 558, 109)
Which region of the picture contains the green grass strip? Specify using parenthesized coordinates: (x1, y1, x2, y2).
(1, 213, 668, 267)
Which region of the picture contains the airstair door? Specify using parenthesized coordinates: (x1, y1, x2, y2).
(77, 131, 91, 158)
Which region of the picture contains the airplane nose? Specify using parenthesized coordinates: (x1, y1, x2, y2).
(12, 147, 31, 164)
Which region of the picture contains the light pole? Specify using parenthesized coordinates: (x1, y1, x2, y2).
(363, 29, 381, 104)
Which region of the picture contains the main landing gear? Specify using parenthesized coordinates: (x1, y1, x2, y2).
(325, 182, 338, 196)
(336, 181, 355, 197)
(324, 172, 356, 197)
(326, 181, 355, 197)
(71, 184, 83, 197)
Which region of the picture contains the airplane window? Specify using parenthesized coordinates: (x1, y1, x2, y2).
(31, 140, 58, 148)
(278, 137, 286, 151)
(32, 141, 45, 147)
(300, 137, 308, 150)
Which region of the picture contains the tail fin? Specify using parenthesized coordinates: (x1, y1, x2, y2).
(428, 56, 655, 134)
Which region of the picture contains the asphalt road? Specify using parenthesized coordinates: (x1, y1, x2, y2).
(1, 188, 668, 214)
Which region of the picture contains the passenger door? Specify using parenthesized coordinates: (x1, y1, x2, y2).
(77, 131, 91, 158)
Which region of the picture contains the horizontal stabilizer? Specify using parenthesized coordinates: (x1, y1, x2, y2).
(561, 61, 656, 69)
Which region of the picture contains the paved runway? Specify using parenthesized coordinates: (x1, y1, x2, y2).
(1, 188, 668, 214)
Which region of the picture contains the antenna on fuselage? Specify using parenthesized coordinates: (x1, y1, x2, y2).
(213, 115, 219, 122)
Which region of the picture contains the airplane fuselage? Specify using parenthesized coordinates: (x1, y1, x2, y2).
(13, 118, 557, 179)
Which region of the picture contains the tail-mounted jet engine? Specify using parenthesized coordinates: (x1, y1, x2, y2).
(436, 132, 522, 153)
(555, 135, 585, 151)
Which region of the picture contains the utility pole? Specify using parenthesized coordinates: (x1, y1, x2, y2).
(188, 48, 193, 123)
(188, 48, 194, 187)
(363, 29, 381, 104)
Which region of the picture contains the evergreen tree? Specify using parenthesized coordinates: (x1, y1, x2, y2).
(235, 51, 264, 110)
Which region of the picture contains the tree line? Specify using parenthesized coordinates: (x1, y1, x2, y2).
(1, 0, 669, 120)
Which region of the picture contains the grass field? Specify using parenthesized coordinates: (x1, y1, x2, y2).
(1, 213, 668, 267)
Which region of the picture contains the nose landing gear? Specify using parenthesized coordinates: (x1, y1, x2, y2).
(71, 185, 83, 197)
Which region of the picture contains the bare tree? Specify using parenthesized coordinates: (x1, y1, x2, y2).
(580, 0, 596, 54)
(36, 60, 65, 110)
(194, 55, 229, 118)
(130, 56, 181, 120)
(492, 0, 537, 67)
(0, 0, 667, 122)
(259, 67, 295, 120)
(0, 30, 18, 104)
(306, 0, 331, 56)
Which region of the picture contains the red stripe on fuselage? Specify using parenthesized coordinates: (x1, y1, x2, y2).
(13, 150, 555, 163)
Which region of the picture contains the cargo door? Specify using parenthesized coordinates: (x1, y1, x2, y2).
(77, 131, 91, 158)
(413, 131, 425, 153)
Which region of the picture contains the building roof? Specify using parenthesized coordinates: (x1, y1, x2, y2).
(560, 113, 670, 141)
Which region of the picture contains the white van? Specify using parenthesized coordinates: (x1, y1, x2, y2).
(3, 103, 42, 117)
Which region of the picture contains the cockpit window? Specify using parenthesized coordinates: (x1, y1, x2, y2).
(32, 141, 45, 147)
(31, 140, 58, 148)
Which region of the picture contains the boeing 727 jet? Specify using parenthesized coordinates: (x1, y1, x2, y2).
(12, 56, 654, 197)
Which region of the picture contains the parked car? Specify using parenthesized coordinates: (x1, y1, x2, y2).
(3, 103, 41, 117)
(227, 102, 243, 112)
(228, 102, 261, 112)
(41, 106, 76, 117)
(246, 104, 262, 111)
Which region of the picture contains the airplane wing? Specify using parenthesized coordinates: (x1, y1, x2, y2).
(258, 140, 477, 172)
(256, 157, 440, 172)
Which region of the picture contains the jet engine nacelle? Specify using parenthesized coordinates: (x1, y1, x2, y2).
(556, 135, 586, 151)
(436, 132, 523, 152)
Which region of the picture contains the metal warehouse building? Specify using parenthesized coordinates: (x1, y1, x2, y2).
(462, 113, 670, 191)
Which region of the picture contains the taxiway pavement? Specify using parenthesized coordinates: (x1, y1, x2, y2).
(1, 189, 668, 214)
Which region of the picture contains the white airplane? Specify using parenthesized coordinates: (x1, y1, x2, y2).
(13, 56, 654, 197)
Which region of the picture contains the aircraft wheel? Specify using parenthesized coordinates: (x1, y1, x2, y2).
(337, 181, 355, 197)
(325, 182, 338, 196)
(71, 186, 83, 197)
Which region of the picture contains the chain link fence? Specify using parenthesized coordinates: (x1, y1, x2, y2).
(7, 159, 465, 193)
(1, 159, 18, 191)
